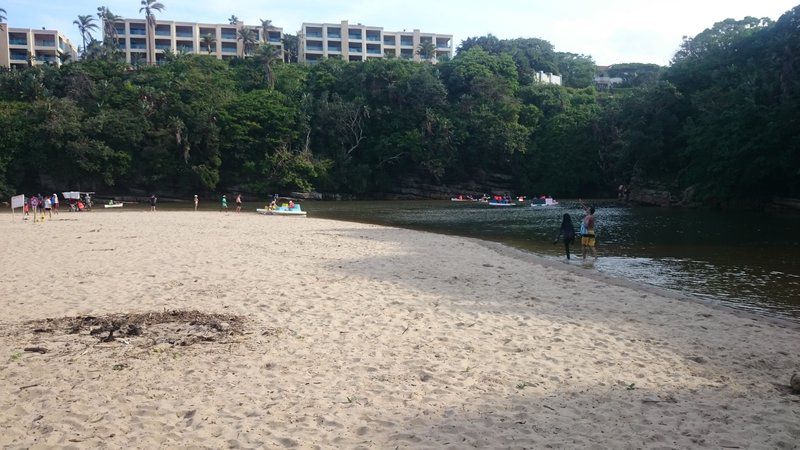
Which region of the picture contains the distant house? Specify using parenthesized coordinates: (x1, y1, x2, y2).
(594, 63, 663, 90)
(533, 71, 562, 86)
(594, 65, 623, 90)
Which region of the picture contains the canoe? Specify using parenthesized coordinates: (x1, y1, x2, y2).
(104, 203, 123, 208)
(530, 198, 559, 207)
(488, 202, 516, 207)
(256, 208, 307, 216)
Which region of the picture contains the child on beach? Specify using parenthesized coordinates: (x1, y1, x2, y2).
(30, 195, 39, 222)
(553, 213, 576, 260)
(44, 196, 52, 219)
(221, 195, 228, 212)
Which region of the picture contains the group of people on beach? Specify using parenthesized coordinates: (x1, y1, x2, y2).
(553, 200, 597, 260)
(22, 193, 61, 222)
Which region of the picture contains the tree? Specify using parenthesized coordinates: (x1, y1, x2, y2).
(201, 33, 216, 55)
(237, 27, 257, 57)
(73, 15, 99, 57)
(228, 15, 239, 25)
(139, 0, 165, 65)
(253, 44, 282, 89)
(282, 33, 300, 63)
(97, 6, 122, 46)
(416, 41, 436, 62)
(259, 19, 273, 43)
(0, 7, 7, 23)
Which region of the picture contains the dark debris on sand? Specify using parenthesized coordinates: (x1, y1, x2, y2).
(27, 310, 245, 347)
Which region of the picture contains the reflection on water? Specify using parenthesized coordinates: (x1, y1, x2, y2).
(302, 200, 800, 321)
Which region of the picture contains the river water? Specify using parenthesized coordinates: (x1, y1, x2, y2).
(301, 200, 800, 321)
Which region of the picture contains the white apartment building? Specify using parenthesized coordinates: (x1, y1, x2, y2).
(108, 19, 284, 65)
(299, 20, 453, 63)
(0, 25, 78, 69)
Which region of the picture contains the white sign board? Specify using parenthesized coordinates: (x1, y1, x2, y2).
(11, 194, 25, 209)
(63, 191, 81, 200)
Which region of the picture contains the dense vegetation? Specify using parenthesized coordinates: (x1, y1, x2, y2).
(1, 6, 799, 205)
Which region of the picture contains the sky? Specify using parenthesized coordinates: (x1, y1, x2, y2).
(3, 0, 798, 65)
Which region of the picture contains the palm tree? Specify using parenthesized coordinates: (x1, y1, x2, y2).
(253, 44, 281, 89)
(228, 15, 239, 25)
(282, 33, 299, 63)
(237, 27, 257, 57)
(0, 8, 7, 23)
(259, 19, 272, 43)
(139, 0, 165, 65)
(73, 15, 99, 57)
(416, 41, 436, 62)
(200, 33, 215, 55)
(97, 6, 122, 45)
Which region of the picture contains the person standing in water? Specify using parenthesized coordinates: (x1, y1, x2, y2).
(553, 213, 576, 260)
(194, 195, 199, 211)
(579, 200, 597, 259)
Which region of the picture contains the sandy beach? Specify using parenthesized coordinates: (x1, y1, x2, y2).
(0, 210, 798, 448)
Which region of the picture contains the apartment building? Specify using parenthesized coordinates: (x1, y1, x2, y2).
(0, 25, 78, 69)
(108, 19, 284, 64)
(299, 20, 453, 63)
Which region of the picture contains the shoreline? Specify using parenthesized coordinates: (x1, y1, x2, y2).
(305, 212, 800, 326)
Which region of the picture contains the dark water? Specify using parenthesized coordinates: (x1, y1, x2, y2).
(299, 200, 800, 321)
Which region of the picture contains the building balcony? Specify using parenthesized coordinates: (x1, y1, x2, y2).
(36, 55, 56, 62)
(114, 26, 126, 35)
(306, 32, 323, 38)
(9, 38, 28, 45)
(35, 40, 56, 47)
(400, 40, 413, 47)
(220, 34, 237, 40)
(129, 43, 147, 49)
(269, 37, 281, 44)
(366, 36, 380, 42)
(348, 35, 362, 41)
(155, 43, 171, 50)
(306, 46, 323, 52)
(366, 49, 381, 55)
(9, 52, 28, 61)
(175, 31, 193, 38)
(327, 33, 341, 39)
(155, 30, 171, 36)
(348, 47, 362, 53)
(129, 29, 146, 36)
(328, 46, 342, 53)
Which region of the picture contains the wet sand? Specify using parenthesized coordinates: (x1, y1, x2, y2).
(0, 211, 798, 448)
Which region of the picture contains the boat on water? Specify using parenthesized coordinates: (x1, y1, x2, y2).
(530, 196, 559, 207)
(488, 201, 516, 207)
(256, 198, 307, 216)
(104, 200, 123, 208)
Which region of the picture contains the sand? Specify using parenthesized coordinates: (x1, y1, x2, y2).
(0, 210, 798, 448)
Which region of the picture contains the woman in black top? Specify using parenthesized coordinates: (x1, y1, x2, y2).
(553, 213, 576, 260)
